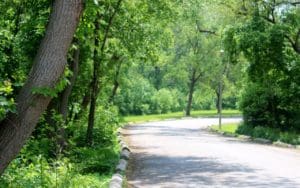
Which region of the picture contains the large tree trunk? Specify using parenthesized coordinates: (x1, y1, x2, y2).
(0, 0, 83, 174)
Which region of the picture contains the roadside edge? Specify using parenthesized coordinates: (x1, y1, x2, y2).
(207, 126, 300, 150)
(109, 127, 131, 188)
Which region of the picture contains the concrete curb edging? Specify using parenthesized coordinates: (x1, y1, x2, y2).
(109, 127, 131, 188)
(207, 127, 300, 150)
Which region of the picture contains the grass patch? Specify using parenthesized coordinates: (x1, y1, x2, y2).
(210, 123, 239, 134)
(122, 109, 241, 123)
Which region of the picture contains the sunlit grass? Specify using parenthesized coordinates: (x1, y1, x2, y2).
(210, 123, 239, 134)
(122, 110, 241, 123)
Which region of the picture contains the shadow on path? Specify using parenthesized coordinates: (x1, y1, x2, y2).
(127, 153, 297, 188)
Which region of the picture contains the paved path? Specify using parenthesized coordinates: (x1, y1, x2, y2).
(123, 118, 300, 188)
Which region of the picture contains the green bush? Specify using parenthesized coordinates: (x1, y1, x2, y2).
(236, 123, 254, 136)
(150, 89, 179, 114)
(0, 156, 109, 188)
(72, 105, 119, 147)
(70, 146, 119, 174)
(115, 75, 156, 115)
(279, 132, 300, 145)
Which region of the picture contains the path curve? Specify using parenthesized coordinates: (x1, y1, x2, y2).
(124, 118, 300, 188)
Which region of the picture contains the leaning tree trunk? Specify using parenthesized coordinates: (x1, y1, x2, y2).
(0, 0, 83, 174)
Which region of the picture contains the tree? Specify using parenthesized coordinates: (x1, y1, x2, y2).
(0, 0, 83, 174)
(172, 0, 219, 116)
(223, 0, 300, 130)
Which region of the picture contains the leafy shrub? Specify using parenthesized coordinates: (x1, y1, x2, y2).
(279, 132, 300, 145)
(236, 123, 254, 136)
(150, 89, 179, 114)
(116, 75, 155, 115)
(72, 105, 119, 147)
(70, 146, 119, 174)
(192, 89, 215, 110)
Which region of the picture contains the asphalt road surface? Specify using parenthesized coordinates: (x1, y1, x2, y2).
(123, 118, 300, 188)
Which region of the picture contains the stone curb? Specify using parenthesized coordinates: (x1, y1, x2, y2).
(109, 128, 131, 188)
(207, 126, 300, 150)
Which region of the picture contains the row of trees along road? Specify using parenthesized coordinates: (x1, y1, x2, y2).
(0, 0, 299, 180)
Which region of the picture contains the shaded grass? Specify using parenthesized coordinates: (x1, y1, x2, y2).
(122, 110, 241, 123)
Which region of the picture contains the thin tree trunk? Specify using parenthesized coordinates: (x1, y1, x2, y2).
(186, 69, 201, 116)
(186, 71, 196, 116)
(86, 15, 101, 146)
(86, 0, 123, 145)
(186, 80, 195, 116)
(57, 42, 80, 152)
(74, 89, 91, 120)
(215, 89, 220, 113)
(59, 42, 80, 122)
(109, 81, 119, 104)
(109, 60, 122, 103)
(0, 0, 83, 174)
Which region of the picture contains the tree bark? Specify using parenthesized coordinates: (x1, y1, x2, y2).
(0, 0, 83, 174)
(186, 70, 196, 116)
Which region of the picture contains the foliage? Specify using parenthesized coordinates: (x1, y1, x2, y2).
(116, 73, 156, 115)
(151, 89, 179, 114)
(0, 155, 111, 188)
(224, 0, 300, 131)
(0, 80, 15, 120)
